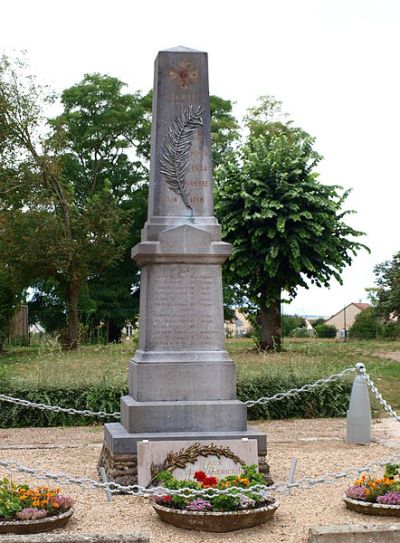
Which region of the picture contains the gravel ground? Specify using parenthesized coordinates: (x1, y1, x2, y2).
(0, 419, 399, 543)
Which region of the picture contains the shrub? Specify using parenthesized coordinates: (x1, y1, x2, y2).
(314, 324, 337, 338)
(237, 369, 352, 419)
(282, 315, 304, 337)
(349, 308, 379, 339)
(0, 370, 353, 427)
(289, 327, 314, 338)
(379, 321, 400, 340)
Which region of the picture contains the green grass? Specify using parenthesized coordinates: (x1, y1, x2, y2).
(1, 336, 400, 410)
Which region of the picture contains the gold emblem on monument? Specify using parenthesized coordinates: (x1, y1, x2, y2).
(169, 61, 199, 89)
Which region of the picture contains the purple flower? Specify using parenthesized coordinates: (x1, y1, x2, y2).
(346, 485, 368, 501)
(186, 498, 213, 511)
(377, 492, 400, 505)
(238, 495, 256, 509)
(16, 508, 48, 520)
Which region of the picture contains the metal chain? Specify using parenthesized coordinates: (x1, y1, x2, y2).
(245, 367, 355, 407)
(360, 367, 400, 423)
(0, 367, 355, 416)
(0, 393, 120, 419)
(2, 449, 399, 498)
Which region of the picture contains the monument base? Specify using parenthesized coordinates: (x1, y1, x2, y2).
(98, 423, 268, 486)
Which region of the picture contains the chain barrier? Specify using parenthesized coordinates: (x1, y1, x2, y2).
(245, 367, 355, 407)
(360, 366, 400, 423)
(0, 363, 399, 499)
(2, 449, 400, 499)
(0, 367, 355, 417)
(0, 393, 120, 419)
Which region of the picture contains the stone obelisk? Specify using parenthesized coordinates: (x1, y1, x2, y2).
(99, 47, 266, 484)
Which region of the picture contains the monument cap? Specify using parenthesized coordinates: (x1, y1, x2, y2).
(162, 45, 204, 53)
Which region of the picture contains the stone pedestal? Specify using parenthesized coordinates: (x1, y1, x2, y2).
(99, 46, 266, 485)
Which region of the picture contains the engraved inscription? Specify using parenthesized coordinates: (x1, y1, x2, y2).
(148, 265, 223, 350)
(168, 93, 200, 102)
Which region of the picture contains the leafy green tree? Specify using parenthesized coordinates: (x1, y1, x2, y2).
(349, 308, 379, 339)
(0, 56, 240, 347)
(0, 56, 150, 349)
(0, 271, 17, 352)
(370, 252, 400, 320)
(314, 323, 337, 338)
(215, 96, 367, 351)
(281, 315, 304, 337)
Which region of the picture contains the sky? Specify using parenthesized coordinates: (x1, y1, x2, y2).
(2, 0, 399, 318)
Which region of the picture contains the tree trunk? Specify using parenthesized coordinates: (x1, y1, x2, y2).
(259, 299, 282, 351)
(64, 281, 80, 350)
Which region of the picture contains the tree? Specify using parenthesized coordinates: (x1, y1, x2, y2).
(0, 57, 150, 349)
(0, 56, 240, 347)
(0, 271, 17, 352)
(281, 315, 304, 337)
(85, 94, 239, 340)
(370, 252, 400, 320)
(349, 308, 379, 339)
(215, 96, 367, 351)
(314, 323, 337, 338)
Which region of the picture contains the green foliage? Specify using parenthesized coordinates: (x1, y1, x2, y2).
(384, 464, 400, 479)
(379, 321, 400, 340)
(349, 308, 379, 339)
(0, 382, 127, 428)
(314, 324, 337, 338)
(0, 368, 353, 427)
(241, 464, 268, 485)
(0, 478, 23, 519)
(289, 327, 313, 338)
(237, 370, 352, 420)
(282, 315, 304, 337)
(215, 96, 367, 350)
(370, 252, 400, 320)
(0, 271, 17, 350)
(209, 95, 240, 168)
(0, 58, 152, 349)
(210, 493, 238, 512)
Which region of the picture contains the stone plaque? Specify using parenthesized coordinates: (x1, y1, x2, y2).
(137, 439, 258, 487)
(145, 264, 224, 351)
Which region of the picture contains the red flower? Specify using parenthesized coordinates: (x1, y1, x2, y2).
(202, 476, 218, 488)
(194, 471, 206, 482)
(163, 495, 172, 503)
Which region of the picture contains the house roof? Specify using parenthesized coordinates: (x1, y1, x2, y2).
(325, 302, 371, 322)
(353, 303, 370, 310)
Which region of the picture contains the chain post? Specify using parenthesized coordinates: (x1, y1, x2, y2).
(346, 362, 372, 444)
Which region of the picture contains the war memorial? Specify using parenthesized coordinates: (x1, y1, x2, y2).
(98, 46, 267, 485)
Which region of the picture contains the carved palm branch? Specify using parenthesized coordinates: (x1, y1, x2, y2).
(160, 105, 204, 212)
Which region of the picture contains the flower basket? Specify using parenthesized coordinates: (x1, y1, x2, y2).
(151, 464, 278, 532)
(0, 507, 74, 534)
(0, 478, 75, 534)
(343, 495, 400, 517)
(343, 463, 400, 517)
(153, 499, 279, 532)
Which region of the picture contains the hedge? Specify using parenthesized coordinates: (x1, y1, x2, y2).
(0, 372, 354, 428)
